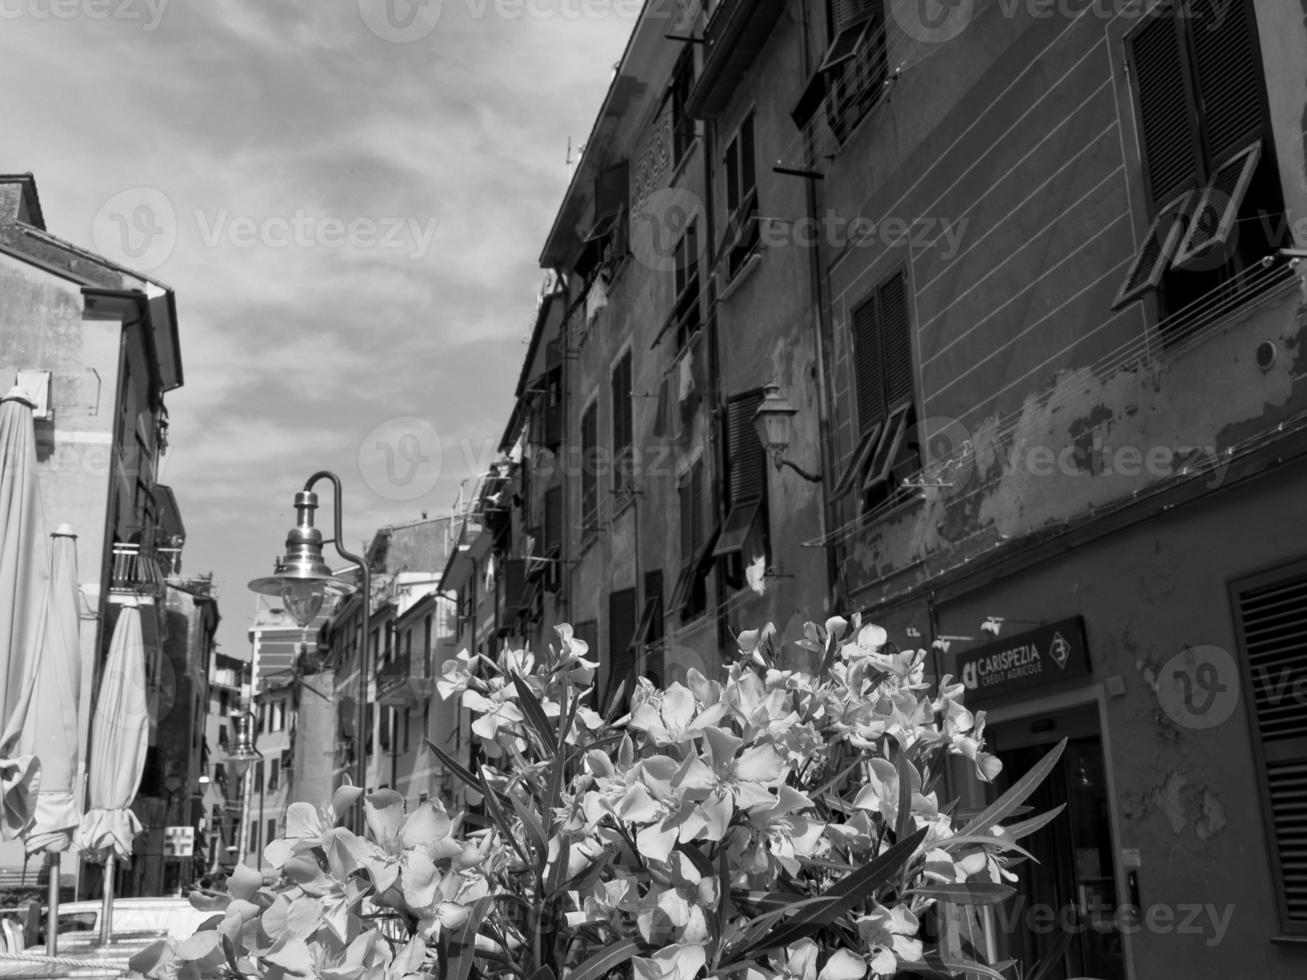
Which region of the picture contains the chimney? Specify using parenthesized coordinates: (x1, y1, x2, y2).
(0, 174, 46, 230)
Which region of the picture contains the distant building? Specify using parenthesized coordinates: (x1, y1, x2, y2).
(0, 174, 198, 900)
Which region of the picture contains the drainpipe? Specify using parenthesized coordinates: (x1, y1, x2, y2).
(798, 0, 837, 609)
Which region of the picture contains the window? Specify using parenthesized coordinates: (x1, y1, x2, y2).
(423, 614, 433, 677)
(266, 820, 277, 850)
(578, 161, 630, 284)
(1115, 1, 1286, 333)
(606, 588, 638, 713)
(573, 619, 599, 708)
(581, 401, 600, 534)
(611, 351, 634, 492)
(633, 569, 664, 658)
(1231, 562, 1307, 936)
(670, 461, 717, 621)
(835, 268, 919, 510)
(670, 47, 696, 166)
(825, 0, 887, 144)
(267, 760, 279, 792)
(721, 114, 759, 281)
(715, 390, 770, 588)
(673, 221, 702, 350)
(380, 706, 393, 751)
(403, 708, 411, 753)
(534, 367, 564, 449)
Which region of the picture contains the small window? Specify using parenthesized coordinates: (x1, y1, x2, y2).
(670, 47, 696, 166)
(670, 461, 718, 620)
(721, 114, 760, 281)
(715, 390, 770, 589)
(581, 401, 600, 534)
(672, 221, 702, 350)
(611, 351, 634, 492)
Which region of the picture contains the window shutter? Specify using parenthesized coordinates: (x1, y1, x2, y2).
(595, 161, 629, 221)
(1129, 12, 1201, 208)
(1235, 571, 1307, 929)
(544, 487, 561, 553)
(879, 271, 913, 408)
(833, 0, 876, 32)
(680, 475, 694, 561)
(727, 391, 767, 504)
(582, 403, 598, 525)
(852, 293, 887, 432)
(1172, 140, 1261, 269)
(1113, 191, 1195, 309)
(690, 461, 704, 555)
(609, 588, 638, 662)
(1190, 0, 1263, 164)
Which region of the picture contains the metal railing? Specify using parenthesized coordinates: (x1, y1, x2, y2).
(108, 542, 164, 598)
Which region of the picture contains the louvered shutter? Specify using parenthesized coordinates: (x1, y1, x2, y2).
(1129, 11, 1201, 209)
(581, 403, 598, 526)
(833, 0, 876, 31)
(1113, 191, 1194, 309)
(690, 461, 704, 555)
(852, 292, 886, 432)
(680, 474, 694, 561)
(544, 486, 561, 553)
(879, 271, 913, 409)
(1189, 0, 1264, 164)
(1235, 571, 1307, 930)
(609, 588, 638, 660)
(727, 391, 766, 505)
(1173, 140, 1261, 268)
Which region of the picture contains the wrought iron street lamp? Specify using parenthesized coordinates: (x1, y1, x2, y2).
(248, 472, 371, 830)
(752, 383, 822, 482)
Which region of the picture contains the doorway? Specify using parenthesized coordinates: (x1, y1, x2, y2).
(986, 705, 1125, 980)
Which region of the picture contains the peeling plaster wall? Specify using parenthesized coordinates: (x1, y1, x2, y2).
(935, 456, 1307, 976)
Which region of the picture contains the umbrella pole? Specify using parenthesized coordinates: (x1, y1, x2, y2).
(46, 853, 60, 955)
(98, 856, 115, 945)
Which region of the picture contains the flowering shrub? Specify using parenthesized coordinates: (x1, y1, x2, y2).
(129, 618, 1064, 980)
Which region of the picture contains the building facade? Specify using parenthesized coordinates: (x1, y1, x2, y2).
(440, 1, 1307, 977)
(0, 174, 198, 900)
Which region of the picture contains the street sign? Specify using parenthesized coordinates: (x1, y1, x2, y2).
(952, 616, 1091, 702)
(163, 825, 195, 858)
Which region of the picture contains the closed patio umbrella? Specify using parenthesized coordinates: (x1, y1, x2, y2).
(0, 386, 47, 841)
(19, 524, 84, 953)
(76, 603, 148, 944)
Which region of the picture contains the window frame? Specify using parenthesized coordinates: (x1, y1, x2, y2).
(721, 113, 761, 283)
(580, 398, 601, 536)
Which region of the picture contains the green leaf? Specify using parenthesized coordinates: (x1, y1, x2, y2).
(531, 968, 557, 980)
(563, 937, 640, 980)
(908, 882, 1016, 905)
(731, 826, 929, 960)
(1025, 925, 1074, 980)
(995, 804, 1066, 842)
(934, 834, 1039, 864)
(547, 835, 571, 897)
(479, 765, 532, 870)
(893, 744, 913, 842)
(445, 896, 494, 980)
(509, 790, 550, 872)
(424, 738, 481, 793)
(513, 672, 560, 755)
(961, 739, 1066, 837)
(913, 954, 1016, 980)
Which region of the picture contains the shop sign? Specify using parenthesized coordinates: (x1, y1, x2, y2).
(164, 825, 194, 858)
(954, 617, 1090, 701)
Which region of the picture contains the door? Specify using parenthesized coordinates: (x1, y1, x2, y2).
(986, 706, 1126, 980)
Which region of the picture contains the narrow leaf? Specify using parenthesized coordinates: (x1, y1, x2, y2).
(445, 896, 493, 980)
(479, 766, 531, 869)
(425, 738, 481, 792)
(893, 746, 913, 842)
(995, 804, 1066, 842)
(909, 882, 1016, 905)
(962, 739, 1066, 837)
(565, 938, 640, 980)
(733, 827, 929, 959)
(934, 835, 1039, 864)
(512, 672, 559, 754)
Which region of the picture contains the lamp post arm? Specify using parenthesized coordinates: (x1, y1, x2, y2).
(777, 457, 823, 483)
(304, 470, 370, 832)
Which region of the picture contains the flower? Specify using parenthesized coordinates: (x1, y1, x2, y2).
(856, 904, 923, 976)
(628, 682, 726, 746)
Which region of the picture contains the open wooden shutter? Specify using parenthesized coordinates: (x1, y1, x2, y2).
(1234, 568, 1307, 932)
(1129, 10, 1201, 209)
(726, 391, 766, 505)
(1172, 140, 1261, 269)
(581, 402, 598, 527)
(544, 486, 562, 554)
(1113, 190, 1195, 309)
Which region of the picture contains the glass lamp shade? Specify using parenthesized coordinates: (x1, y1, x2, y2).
(280, 578, 326, 627)
(753, 383, 799, 458)
(225, 711, 260, 779)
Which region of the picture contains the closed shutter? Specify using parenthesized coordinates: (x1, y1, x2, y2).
(581, 402, 598, 526)
(727, 391, 766, 505)
(690, 461, 704, 556)
(503, 559, 527, 615)
(680, 469, 695, 560)
(1189, 0, 1263, 164)
(1235, 570, 1307, 931)
(609, 588, 638, 662)
(879, 271, 913, 408)
(852, 293, 886, 432)
(544, 487, 562, 554)
(832, 0, 876, 32)
(1129, 11, 1201, 208)
(612, 352, 633, 487)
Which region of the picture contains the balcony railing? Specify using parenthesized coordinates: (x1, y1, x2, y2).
(108, 542, 164, 599)
(376, 649, 438, 706)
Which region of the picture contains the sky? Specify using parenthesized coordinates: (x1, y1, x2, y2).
(0, 0, 635, 661)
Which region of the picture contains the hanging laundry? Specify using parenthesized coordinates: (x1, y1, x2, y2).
(653, 375, 669, 438)
(678, 346, 695, 403)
